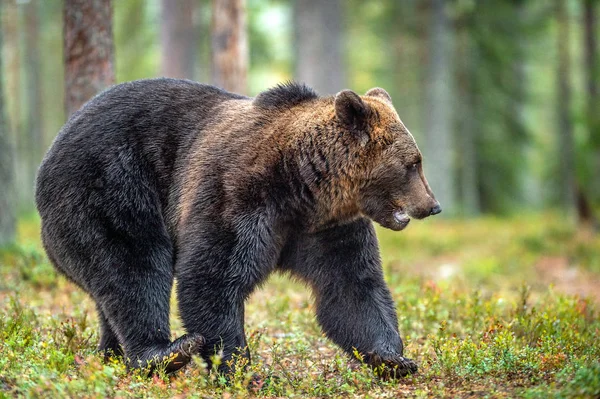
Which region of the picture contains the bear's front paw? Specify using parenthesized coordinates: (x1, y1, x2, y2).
(365, 352, 418, 379)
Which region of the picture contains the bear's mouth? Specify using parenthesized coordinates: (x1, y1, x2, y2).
(393, 209, 410, 229)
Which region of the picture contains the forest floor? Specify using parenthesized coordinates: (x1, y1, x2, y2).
(1, 213, 600, 398)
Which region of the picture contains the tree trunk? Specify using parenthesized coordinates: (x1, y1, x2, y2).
(160, 0, 197, 79)
(64, 0, 115, 118)
(211, 0, 247, 94)
(424, 0, 455, 213)
(0, 0, 16, 246)
(556, 0, 576, 212)
(293, 0, 344, 95)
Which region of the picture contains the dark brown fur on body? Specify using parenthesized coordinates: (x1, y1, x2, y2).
(35, 78, 440, 378)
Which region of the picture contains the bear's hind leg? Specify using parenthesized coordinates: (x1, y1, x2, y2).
(92, 243, 204, 373)
(97, 305, 123, 360)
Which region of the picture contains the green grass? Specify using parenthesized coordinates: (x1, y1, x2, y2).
(1, 214, 599, 398)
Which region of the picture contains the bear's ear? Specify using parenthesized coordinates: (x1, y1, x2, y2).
(365, 87, 392, 105)
(335, 90, 368, 131)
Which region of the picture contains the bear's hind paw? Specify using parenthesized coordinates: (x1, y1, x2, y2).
(162, 333, 205, 373)
(129, 333, 205, 374)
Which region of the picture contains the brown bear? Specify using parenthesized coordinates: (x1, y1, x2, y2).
(35, 79, 440, 378)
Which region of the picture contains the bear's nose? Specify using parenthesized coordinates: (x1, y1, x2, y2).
(429, 204, 442, 216)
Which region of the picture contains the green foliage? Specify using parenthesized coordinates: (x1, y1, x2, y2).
(457, 1, 531, 213)
(247, 0, 293, 94)
(4, 0, 598, 217)
(1, 215, 599, 397)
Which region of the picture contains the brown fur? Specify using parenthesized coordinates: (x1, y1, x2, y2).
(179, 89, 434, 235)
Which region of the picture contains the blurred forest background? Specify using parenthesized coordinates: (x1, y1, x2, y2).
(1, 2, 600, 396)
(0, 0, 599, 247)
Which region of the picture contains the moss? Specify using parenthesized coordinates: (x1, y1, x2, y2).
(1, 213, 599, 398)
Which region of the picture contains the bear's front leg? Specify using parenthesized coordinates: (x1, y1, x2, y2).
(281, 218, 417, 378)
(175, 211, 282, 376)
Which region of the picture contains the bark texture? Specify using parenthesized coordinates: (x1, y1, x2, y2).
(64, 0, 115, 117)
(211, 0, 247, 94)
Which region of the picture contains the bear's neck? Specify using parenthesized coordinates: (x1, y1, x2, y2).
(266, 107, 364, 230)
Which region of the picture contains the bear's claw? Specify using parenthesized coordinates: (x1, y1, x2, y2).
(129, 333, 205, 374)
(366, 352, 418, 379)
(163, 333, 205, 373)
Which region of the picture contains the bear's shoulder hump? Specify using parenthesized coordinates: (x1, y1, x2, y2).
(253, 82, 318, 110)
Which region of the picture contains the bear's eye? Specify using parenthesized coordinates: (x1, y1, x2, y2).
(410, 161, 420, 170)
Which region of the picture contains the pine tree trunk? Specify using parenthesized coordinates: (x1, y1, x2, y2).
(0, 1, 16, 246)
(64, 0, 115, 118)
(211, 0, 247, 94)
(160, 0, 197, 79)
(424, 0, 455, 213)
(293, 0, 344, 95)
(556, 0, 576, 212)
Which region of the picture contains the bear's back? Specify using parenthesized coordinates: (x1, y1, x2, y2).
(54, 78, 246, 154)
(36, 79, 248, 225)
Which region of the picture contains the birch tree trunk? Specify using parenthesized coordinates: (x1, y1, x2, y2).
(211, 0, 247, 94)
(64, 0, 115, 118)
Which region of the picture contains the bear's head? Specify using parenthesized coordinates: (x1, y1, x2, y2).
(334, 87, 441, 231)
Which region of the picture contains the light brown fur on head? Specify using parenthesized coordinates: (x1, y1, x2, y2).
(352, 88, 440, 229)
(274, 87, 439, 231)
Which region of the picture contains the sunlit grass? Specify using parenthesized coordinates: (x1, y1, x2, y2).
(1, 214, 599, 398)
